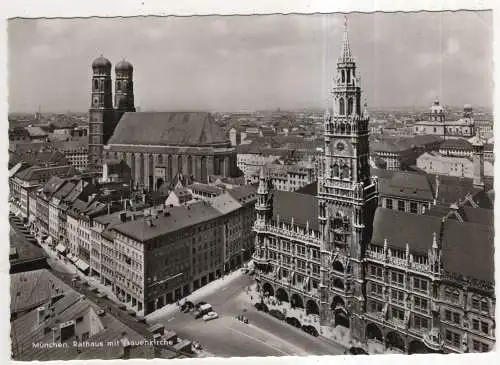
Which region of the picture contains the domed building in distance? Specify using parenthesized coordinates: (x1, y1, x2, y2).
(87, 55, 238, 190)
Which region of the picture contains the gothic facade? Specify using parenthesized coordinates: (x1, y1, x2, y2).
(252, 20, 495, 354)
(87, 56, 238, 186)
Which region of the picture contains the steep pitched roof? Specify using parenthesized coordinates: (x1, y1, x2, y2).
(108, 112, 229, 147)
(226, 185, 257, 205)
(440, 138, 472, 150)
(371, 207, 494, 283)
(272, 190, 319, 231)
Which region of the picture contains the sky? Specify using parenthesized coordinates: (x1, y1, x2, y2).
(8, 11, 493, 113)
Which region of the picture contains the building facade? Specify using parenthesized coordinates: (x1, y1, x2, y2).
(414, 103, 476, 139)
(252, 20, 495, 354)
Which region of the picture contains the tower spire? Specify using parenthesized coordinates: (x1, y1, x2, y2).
(340, 16, 353, 62)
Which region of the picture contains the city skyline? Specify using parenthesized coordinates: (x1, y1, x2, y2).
(8, 11, 493, 113)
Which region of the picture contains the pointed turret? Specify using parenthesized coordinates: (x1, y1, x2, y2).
(339, 16, 354, 63)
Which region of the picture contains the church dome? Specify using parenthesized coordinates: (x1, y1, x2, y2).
(115, 60, 133, 72)
(92, 55, 112, 69)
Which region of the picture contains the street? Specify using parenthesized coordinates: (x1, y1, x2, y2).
(147, 273, 345, 357)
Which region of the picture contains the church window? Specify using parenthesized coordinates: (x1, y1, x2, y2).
(339, 98, 345, 116)
(345, 124, 351, 134)
(332, 163, 339, 177)
(347, 98, 354, 115)
(341, 70, 345, 83)
(177, 155, 183, 174)
(94, 79, 99, 90)
(117, 81, 121, 91)
(346, 69, 351, 84)
(188, 155, 193, 175)
(342, 164, 350, 179)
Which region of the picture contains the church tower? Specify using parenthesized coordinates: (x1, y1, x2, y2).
(114, 59, 136, 123)
(318, 18, 379, 341)
(88, 55, 114, 172)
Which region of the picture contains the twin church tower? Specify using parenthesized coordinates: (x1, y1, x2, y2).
(88, 56, 136, 171)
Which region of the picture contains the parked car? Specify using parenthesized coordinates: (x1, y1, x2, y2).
(181, 301, 194, 311)
(286, 317, 302, 329)
(195, 304, 213, 319)
(254, 302, 269, 312)
(202, 311, 219, 321)
(269, 309, 285, 321)
(195, 301, 207, 309)
(348, 347, 368, 355)
(302, 325, 319, 337)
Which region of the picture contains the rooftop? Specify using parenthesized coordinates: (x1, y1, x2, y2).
(108, 112, 230, 147)
(272, 190, 319, 231)
(371, 207, 494, 283)
(112, 201, 222, 242)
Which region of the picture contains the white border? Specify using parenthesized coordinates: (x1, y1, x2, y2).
(1, 1, 498, 365)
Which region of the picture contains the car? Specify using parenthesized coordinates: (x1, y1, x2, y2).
(301, 325, 319, 337)
(348, 347, 368, 355)
(269, 309, 285, 321)
(254, 302, 269, 312)
(181, 301, 194, 311)
(202, 311, 219, 321)
(195, 301, 207, 309)
(286, 317, 302, 329)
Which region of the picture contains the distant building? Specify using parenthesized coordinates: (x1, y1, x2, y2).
(414, 102, 475, 139)
(25, 126, 49, 142)
(248, 161, 316, 192)
(165, 188, 193, 206)
(9, 127, 30, 142)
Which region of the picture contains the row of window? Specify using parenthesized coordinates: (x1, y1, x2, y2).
(384, 198, 421, 214)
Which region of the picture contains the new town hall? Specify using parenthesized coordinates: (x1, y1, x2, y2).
(87, 57, 238, 188)
(253, 23, 495, 354)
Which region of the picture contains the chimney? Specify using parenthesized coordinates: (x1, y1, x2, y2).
(37, 306, 46, 325)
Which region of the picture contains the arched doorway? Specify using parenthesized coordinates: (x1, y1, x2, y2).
(262, 282, 274, 297)
(331, 296, 345, 311)
(291, 293, 304, 309)
(408, 340, 431, 355)
(306, 299, 320, 316)
(334, 308, 350, 328)
(386, 331, 405, 352)
(366, 323, 383, 342)
(276, 288, 289, 302)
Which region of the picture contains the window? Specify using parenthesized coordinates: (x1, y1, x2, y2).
(444, 288, 460, 303)
(391, 271, 405, 287)
(397, 200, 405, 211)
(413, 314, 429, 330)
(391, 289, 405, 304)
(445, 329, 461, 348)
(480, 300, 489, 313)
(370, 265, 383, 279)
(472, 340, 482, 352)
(481, 321, 489, 335)
(370, 283, 384, 297)
(339, 98, 345, 116)
(410, 202, 418, 214)
(391, 307, 405, 321)
(414, 296, 428, 313)
(413, 277, 428, 293)
(370, 300, 383, 313)
(452, 312, 460, 324)
(385, 198, 393, 209)
(472, 298, 480, 310)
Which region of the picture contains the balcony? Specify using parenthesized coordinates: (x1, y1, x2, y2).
(422, 328, 444, 352)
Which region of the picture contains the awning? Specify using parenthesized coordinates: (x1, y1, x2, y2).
(75, 260, 90, 272)
(56, 244, 67, 254)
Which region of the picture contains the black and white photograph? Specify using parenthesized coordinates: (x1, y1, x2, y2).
(5, 1, 496, 362)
